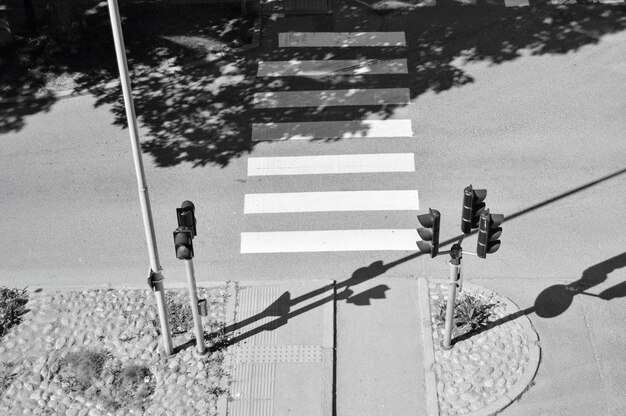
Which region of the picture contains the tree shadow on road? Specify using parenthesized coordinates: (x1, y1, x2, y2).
(2, 1, 625, 167)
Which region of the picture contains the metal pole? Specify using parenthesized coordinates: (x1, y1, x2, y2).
(442, 244, 462, 350)
(106, 0, 173, 356)
(184, 259, 208, 356)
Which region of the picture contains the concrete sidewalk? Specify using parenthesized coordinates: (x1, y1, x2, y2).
(224, 275, 625, 416)
(475, 277, 626, 416)
(220, 277, 430, 416)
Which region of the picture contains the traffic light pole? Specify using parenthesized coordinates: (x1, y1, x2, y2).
(107, 0, 173, 356)
(442, 244, 463, 350)
(183, 259, 208, 357)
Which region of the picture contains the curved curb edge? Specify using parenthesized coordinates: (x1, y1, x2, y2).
(460, 282, 541, 416)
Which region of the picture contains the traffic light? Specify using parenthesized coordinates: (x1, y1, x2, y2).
(461, 185, 487, 234)
(477, 209, 503, 259)
(417, 208, 441, 258)
(177, 200, 197, 237)
(173, 227, 194, 260)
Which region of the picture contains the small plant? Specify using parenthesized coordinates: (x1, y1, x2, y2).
(434, 292, 500, 338)
(0, 287, 29, 340)
(164, 291, 194, 335)
(105, 364, 155, 411)
(58, 350, 109, 393)
(0, 361, 16, 396)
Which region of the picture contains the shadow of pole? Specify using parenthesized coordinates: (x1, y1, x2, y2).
(451, 252, 626, 345)
(221, 170, 626, 349)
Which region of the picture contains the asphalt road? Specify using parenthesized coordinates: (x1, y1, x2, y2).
(1, 7, 625, 289)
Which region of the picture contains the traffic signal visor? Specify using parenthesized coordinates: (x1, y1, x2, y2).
(417, 208, 441, 258)
(461, 185, 487, 234)
(177, 200, 197, 237)
(477, 211, 503, 258)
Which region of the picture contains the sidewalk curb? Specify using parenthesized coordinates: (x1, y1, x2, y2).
(218, 281, 238, 416)
(0, 15, 262, 106)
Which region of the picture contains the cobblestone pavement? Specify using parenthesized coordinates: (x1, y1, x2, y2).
(428, 281, 541, 416)
(0, 287, 230, 416)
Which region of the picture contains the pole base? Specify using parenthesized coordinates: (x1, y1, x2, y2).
(194, 347, 210, 359)
(441, 341, 454, 351)
(158, 342, 176, 358)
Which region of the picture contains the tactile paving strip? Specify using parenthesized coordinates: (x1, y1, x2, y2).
(233, 344, 323, 363)
(230, 362, 276, 416)
(236, 285, 282, 345)
(228, 283, 332, 416)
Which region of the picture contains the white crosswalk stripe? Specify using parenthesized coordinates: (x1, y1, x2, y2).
(278, 32, 407, 48)
(241, 230, 420, 253)
(257, 59, 408, 77)
(247, 154, 416, 176)
(504, 0, 530, 6)
(244, 190, 419, 214)
(251, 119, 414, 141)
(253, 88, 411, 108)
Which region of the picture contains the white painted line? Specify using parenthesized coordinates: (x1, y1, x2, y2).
(355, 0, 436, 8)
(504, 0, 529, 6)
(247, 153, 415, 176)
(257, 59, 408, 77)
(244, 190, 419, 214)
(241, 229, 420, 253)
(253, 88, 410, 108)
(251, 119, 413, 141)
(279, 32, 406, 48)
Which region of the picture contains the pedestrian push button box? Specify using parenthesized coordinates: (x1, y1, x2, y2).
(198, 299, 208, 317)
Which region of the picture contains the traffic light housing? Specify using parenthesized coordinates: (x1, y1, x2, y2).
(417, 208, 441, 258)
(173, 227, 194, 260)
(461, 185, 487, 234)
(477, 209, 503, 259)
(177, 200, 197, 237)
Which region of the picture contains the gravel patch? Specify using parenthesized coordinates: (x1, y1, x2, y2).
(429, 281, 540, 416)
(0, 286, 230, 415)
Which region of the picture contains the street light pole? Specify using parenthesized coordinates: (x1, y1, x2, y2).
(106, 0, 173, 356)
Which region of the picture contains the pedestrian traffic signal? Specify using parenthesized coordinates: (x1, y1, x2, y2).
(477, 209, 503, 259)
(173, 227, 194, 260)
(177, 200, 197, 237)
(417, 208, 441, 258)
(461, 185, 487, 234)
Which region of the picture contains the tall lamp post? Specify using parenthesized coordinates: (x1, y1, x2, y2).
(106, 0, 173, 356)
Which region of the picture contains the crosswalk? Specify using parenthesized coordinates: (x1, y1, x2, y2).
(241, 31, 422, 254)
(354, 0, 624, 9)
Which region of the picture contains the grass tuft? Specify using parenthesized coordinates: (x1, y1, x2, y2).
(434, 291, 500, 338)
(58, 349, 155, 411)
(0, 287, 29, 340)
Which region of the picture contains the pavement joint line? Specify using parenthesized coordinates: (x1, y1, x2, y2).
(419, 277, 440, 416)
(0, 16, 261, 106)
(323, 280, 336, 416)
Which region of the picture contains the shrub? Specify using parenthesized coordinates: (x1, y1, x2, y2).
(0, 287, 29, 339)
(434, 291, 500, 338)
